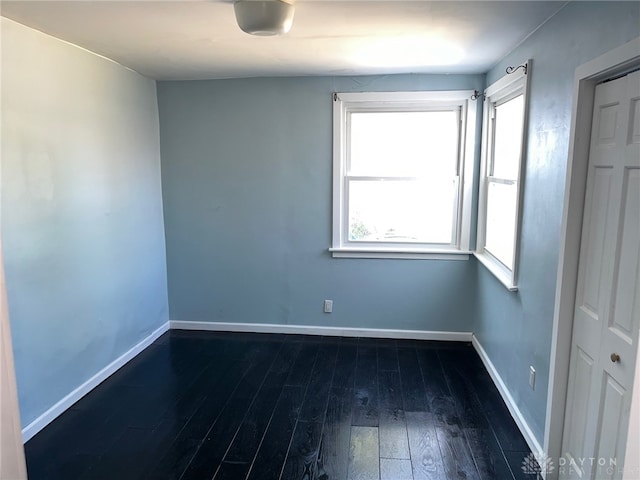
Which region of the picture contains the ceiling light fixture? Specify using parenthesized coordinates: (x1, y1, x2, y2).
(233, 0, 295, 36)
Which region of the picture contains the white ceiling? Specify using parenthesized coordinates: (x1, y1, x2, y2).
(1, 1, 566, 80)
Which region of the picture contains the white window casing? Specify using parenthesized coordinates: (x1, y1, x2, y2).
(330, 90, 477, 260)
(475, 61, 531, 290)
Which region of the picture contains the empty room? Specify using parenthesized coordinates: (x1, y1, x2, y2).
(1, 1, 639, 479)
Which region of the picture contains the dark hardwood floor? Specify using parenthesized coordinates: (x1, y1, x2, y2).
(25, 330, 537, 479)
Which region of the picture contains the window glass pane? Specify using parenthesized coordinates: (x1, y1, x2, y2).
(348, 179, 456, 244)
(349, 111, 458, 177)
(492, 95, 524, 180)
(485, 181, 517, 269)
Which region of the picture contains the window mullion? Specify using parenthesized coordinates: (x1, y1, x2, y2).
(345, 175, 421, 182)
(487, 176, 517, 186)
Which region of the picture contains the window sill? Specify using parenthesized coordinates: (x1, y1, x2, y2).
(329, 247, 471, 260)
(474, 252, 518, 291)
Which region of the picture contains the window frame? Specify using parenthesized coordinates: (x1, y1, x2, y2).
(475, 61, 531, 290)
(330, 90, 477, 260)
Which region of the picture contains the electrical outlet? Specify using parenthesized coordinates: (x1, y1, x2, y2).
(323, 299, 333, 313)
(529, 366, 536, 390)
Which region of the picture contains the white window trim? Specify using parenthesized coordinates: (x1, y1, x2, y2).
(331, 90, 477, 260)
(475, 61, 531, 290)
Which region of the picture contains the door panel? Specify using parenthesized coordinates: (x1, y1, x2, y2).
(579, 167, 613, 318)
(630, 98, 640, 143)
(564, 347, 595, 477)
(594, 373, 626, 479)
(597, 103, 618, 144)
(562, 71, 640, 480)
(610, 168, 639, 340)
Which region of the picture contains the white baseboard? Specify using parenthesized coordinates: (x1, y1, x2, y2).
(22, 321, 170, 443)
(472, 334, 544, 458)
(170, 320, 473, 342)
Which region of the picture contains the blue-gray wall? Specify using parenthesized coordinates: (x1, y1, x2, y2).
(158, 74, 483, 332)
(1, 18, 169, 427)
(475, 2, 640, 444)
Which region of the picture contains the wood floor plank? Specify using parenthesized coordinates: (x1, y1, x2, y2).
(377, 339, 399, 372)
(439, 348, 530, 452)
(474, 382, 530, 452)
(432, 396, 481, 480)
(298, 343, 339, 423)
(144, 359, 254, 479)
(146, 437, 202, 480)
(414, 348, 449, 407)
(438, 346, 531, 477)
(439, 364, 489, 429)
(464, 427, 515, 480)
(397, 347, 428, 413)
(405, 411, 446, 480)
(214, 383, 285, 479)
(316, 387, 354, 480)
(147, 340, 288, 479)
(332, 341, 358, 389)
(352, 344, 379, 427)
(122, 351, 217, 431)
(346, 426, 380, 480)
(279, 420, 323, 480)
(178, 341, 283, 479)
(285, 342, 321, 387)
(78, 427, 158, 480)
(215, 343, 301, 478)
(25, 410, 99, 480)
(246, 385, 306, 480)
(160, 359, 226, 423)
(26, 400, 117, 467)
(378, 370, 410, 460)
(212, 461, 250, 480)
(380, 457, 414, 480)
(504, 450, 538, 480)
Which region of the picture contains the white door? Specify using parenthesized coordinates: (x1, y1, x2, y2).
(561, 70, 640, 480)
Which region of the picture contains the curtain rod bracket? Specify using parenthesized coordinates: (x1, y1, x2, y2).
(471, 90, 484, 101)
(506, 64, 527, 75)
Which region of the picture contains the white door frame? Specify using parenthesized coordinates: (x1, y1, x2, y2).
(0, 240, 28, 479)
(545, 36, 640, 480)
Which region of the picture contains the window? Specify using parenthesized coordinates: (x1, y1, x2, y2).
(330, 91, 477, 259)
(476, 62, 530, 290)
